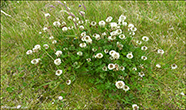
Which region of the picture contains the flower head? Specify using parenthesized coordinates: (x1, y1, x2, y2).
(132, 104, 139, 110)
(126, 52, 133, 59)
(141, 56, 147, 60)
(115, 81, 125, 89)
(77, 51, 83, 56)
(54, 58, 61, 65)
(52, 40, 57, 44)
(108, 63, 115, 70)
(138, 72, 145, 77)
(62, 27, 68, 32)
(43, 44, 49, 49)
(102, 66, 107, 71)
(91, 21, 96, 26)
(110, 22, 117, 29)
(31, 58, 40, 64)
(58, 96, 63, 100)
(99, 20, 106, 27)
(104, 49, 109, 54)
(95, 53, 103, 59)
(141, 46, 148, 50)
(26, 50, 33, 55)
(44, 13, 50, 17)
(157, 49, 164, 55)
(142, 36, 149, 41)
(119, 66, 125, 71)
(119, 34, 126, 40)
(55, 50, 62, 57)
(171, 64, 177, 69)
(79, 43, 87, 48)
(86, 58, 91, 62)
(53, 21, 61, 27)
(55, 70, 62, 76)
(123, 85, 130, 92)
(156, 64, 161, 68)
(106, 16, 113, 22)
(66, 80, 71, 85)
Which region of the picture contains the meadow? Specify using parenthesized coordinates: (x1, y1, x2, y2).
(1, 1, 185, 109)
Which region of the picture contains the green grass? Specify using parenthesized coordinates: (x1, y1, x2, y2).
(1, 1, 185, 109)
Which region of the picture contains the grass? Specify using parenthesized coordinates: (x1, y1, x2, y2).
(1, 1, 185, 109)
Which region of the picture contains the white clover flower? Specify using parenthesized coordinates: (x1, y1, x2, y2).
(95, 53, 103, 59)
(136, 40, 142, 45)
(142, 36, 149, 41)
(128, 23, 134, 28)
(26, 50, 33, 55)
(52, 40, 57, 44)
(43, 27, 48, 32)
(110, 22, 117, 29)
(119, 66, 125, 71)
(86, 58, 91, 62)
(157, 49, 164, 55)
(119, 15, 126, 21)
(99, 20, 106, 27)
(102, 66, 107, 71)
(31, 59, 40, 64)
(115, 81, 125, 89)
(138, 72, 145, 77)
(132, 104, 139, 110)
(109, 50, 116, 56)
(116, 29, 122, 34)
(62, 27, 68, 32)
(73, 17, 79, 22)
(112, 52, 120, 60)
(49, 36, 54, 40)
(54, 58, 61, 65)
(156, 64, 161, 68)
(106, 16, 113, 22)
(104, 49, 109, 53)
(141, 46, 148, 50)
(61, 21, 66, 26)
(123, 85, 130, 92)
(84, 36, 92, 43)
(171, 64, 177, 69)
(33, 48, 38, 53)
(66, 80, 71, 85)
(94, 34, 101, 40)
(79, 25, 84, 30)
(81, 32, 86, 37)
(102, 32, 107, 36)
(131, 27, 137, 32)
(79, 11, 85, 15)
(63, 47, 68, 51)
(132, 67, 137, 71)
(43, 44, 49, 49)
(79, 43, 86, 48)
(110, 31, 118, 36)
(85, 19, 90, 24)
(91, 21, 97, 26)
(39, 32, 42, 34)
(92, 48, 97, 52)
(17, 105, 21, 109)
(122, 22, 127, 26)
(55, 70, 63, 76)
(34, 44, 41, 50)
(180, 92, 185, 96)
(55, 50, 62, 57)
(126, 52, 133, 59)
(67, 16, 72, 20)
(44, 13, 50, 17)
(141, 56, 147, 60)
(108, 63, 115, 70)
(119, 34, 126, 40)
(53, 21, 61, 27)
(58, 96, 63, 100)
(78, 20, 84, 24)
(77, 51, 83, 56)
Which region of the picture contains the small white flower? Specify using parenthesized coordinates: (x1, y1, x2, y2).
(34, 44, 41, 50)
(84, 36, 92, 43)
(116, 29, 122, 34)
(62, 27, 68, 32)
(49, 36, 54, 40)
(67, 16, 72, 20)
(17, 105, 21, 109)
(126, 52, 133, 59)
(43, 44, 49, 49)
(102, 66, 107, 71)
(86, 58, 91, 62)
(106, 16, 113, 22)
(156, 64, 161, 68)
(95, 53, 103, 59)
(73, 17, 79, 22)
(109, 50, 116, 56)
(31, 59, 40, 64)
(171, 64, 177, 69)
(104, 49, 109, 53)
(132, 104, 139, 110)
(55, 70, 63, 76)
(128, 23, 134, 28)
(108, 63, 115, 70)
(141, 56, 147, 60)
(115, 81, 125, 89)
(131, 27, 137, 32)
(157, 49, 164, 55)
(43, 27, 48, 32)
(77, 51, 83, 56)
(110, 22, 117, 29)
(132, 67, 137, 71)
(122, 22, 127, 26)
(112, 52, 120, 60)
(66, 80, 71, 85)
(44, 13, 50, 17)
(142, 36, 149, 41)
(39, 32, 42, 34)
(136, 40, 142, 45)
(119, 34, 126, 40)
(33, 48, 38, 53)
(92, 48, 97, 52)
(53, 21, 61, 27)
(55, 51, 62, 57)
(52, 40, 57, 44)
(99, 20, 106, 27)
(123, 85, 130, 92)
(119, 15, 126, 21)
(26, 50, 33, 55)
(61, 21, 66, 26)
(119, 66, 125, 71)
(138, 72, 145, 77)
(78, 20, 84, 24)
(91, 21, 97, 26)
(79, 25, 84, 30)
(180, 92, 185, 96)
(141, 46, 148, 50)
(81, 32, 86, 37)
(102, 32, 107, 36)
(54, 58, 61, 65)
(58, 96, 63, 100)
(79, 43, 86, 48)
